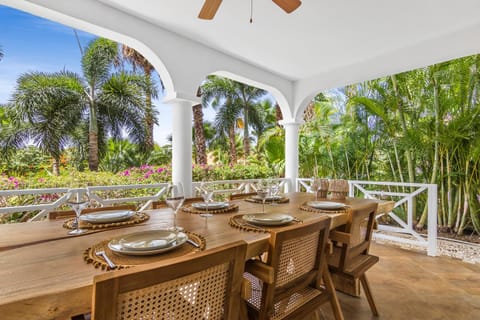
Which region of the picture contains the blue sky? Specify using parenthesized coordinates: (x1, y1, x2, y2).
(0, 5, 209, 145)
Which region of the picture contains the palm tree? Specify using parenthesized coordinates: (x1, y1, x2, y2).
(234, 82, 267, 156)
(118, 45, 160, 152)
(201, 75, 267, 159)
(1, 71, 84, 175)
(81, 38, 149, 170)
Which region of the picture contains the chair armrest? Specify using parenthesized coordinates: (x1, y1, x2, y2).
(329, 230, 351, 244)
(245, 259, 275, 284)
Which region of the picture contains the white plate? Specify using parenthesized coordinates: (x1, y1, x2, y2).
(79, 210, 135, 224)
(119, 230, 178, 251)
(191, 202, 229, 210)
(307, 201, 346, 210)
(108, 231, 188, 256)
(243, 213, 294, 226)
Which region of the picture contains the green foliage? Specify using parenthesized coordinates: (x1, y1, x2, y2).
(192, 163, 273, 181)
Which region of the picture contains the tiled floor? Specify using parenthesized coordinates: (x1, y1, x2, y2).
(320, 243, 480, 320)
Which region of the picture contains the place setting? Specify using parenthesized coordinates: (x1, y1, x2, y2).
(245, 179, 289, 205)
(83, 183, 206, 270)
(229, 189, 301, 232)
(182, 182, 238, 215)
(299, 200, 351, 215)
(83, 229, 206, 270)
(62, 189, 150, 232)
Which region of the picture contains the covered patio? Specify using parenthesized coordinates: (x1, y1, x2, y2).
(1, 1, 480, 319)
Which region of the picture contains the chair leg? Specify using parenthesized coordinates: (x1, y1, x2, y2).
(360, 274, 379, 316)
(322, 264, 344, 320)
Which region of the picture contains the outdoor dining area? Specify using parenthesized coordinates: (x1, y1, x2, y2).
(0, 180, 390, 320)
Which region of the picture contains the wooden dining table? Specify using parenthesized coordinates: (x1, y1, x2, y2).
(0, 192, 380, 320)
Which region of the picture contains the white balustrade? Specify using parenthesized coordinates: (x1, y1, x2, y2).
(1, 177, 437, 256)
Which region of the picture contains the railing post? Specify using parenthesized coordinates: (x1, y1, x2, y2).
(427, 184, 438, 256)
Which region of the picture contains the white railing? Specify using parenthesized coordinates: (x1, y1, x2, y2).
(0, 178, 437, 256)
(0, 183, 169, 222)
(297, 178, 438, 256)
(0, 179, 287, 222)
(349, 180, 437, 257)
(192, 178, 290, 197)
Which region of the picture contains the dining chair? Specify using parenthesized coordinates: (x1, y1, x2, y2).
(327, 202, 379, 316)
(243, 217, 345, 320)
(48, 204, 136, 220)
(92, 241, 247, 320)
(229, 192, 257, 201)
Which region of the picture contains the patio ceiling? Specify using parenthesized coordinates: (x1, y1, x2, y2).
(98, 0, 480, 81)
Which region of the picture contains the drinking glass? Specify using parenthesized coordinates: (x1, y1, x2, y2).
(311, 177, 320, 200)
(256, 179, 269, 213)
(199, 182, 214, 218)
(165, 183, 185, 231)
(269, 182, 280, 205)
(66, 189, 90, 235)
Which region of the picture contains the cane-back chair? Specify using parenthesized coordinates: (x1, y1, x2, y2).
(328, 202, 379, 316)
(92, 241, 247, 320)
(243, 217, 344, 320)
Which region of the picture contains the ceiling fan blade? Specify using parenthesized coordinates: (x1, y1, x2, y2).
(198, 0, 223, 20)
(272, 0, 302, 13)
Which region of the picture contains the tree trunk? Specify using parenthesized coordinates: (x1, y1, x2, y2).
(193, 103, 207, 165)
(243, 105, 250, 157)
(228, 124, 237, 165)
(275, 103, 283, 126)
(52, 156, 60, 176)
(144, 71, 154, 152)
(88, 96, 99, 171)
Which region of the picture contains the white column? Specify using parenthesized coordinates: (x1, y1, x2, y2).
(169, 99, 193, 196)
(281, 121, 302, 192)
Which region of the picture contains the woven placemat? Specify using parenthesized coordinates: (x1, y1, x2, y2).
(83, 231, 206, 270)
(63, 212, 150, 230)
(245, 196, 290, 204)
(228, 214, 302, 233)
(299, 202, 351, 215)
(181, 202, 239, 214)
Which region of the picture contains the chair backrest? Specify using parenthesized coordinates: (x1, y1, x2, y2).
(92, 241, 247, 320)
(331, 202, 378, 271)
(246, 217, 331, 318)
(48, 204, 136, 220)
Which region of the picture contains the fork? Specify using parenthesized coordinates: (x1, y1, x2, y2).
(96, 250, 117, 269)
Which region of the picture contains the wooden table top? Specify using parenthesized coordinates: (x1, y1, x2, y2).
(0, 193, 378, 320)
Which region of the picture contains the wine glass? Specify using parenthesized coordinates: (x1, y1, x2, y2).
(66, 189, 90, 235)
(269, 181, 280, 206)
(165, 183, 185, 231)
(311, 177, 321, 201)
(256, 179, 269, 214)
(199, 182, 214, 218)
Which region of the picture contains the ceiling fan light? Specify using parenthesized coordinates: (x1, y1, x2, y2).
(272, 0, 302, 13)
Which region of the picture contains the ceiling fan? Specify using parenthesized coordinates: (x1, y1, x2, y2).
(198, 0, 302, 20)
